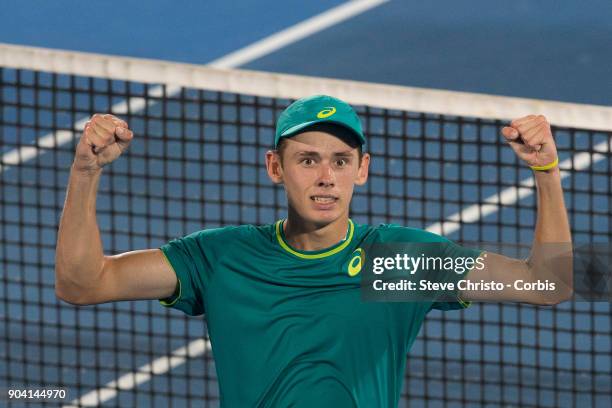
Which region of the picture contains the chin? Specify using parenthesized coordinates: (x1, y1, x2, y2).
(304, 207, 345, 227)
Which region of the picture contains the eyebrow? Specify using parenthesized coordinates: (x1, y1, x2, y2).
(333, 151, 355, 158)
(293, 150, 355, 158)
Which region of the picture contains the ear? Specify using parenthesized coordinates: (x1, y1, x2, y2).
(354, 152, 370, 186)
(265, 150, 284, 184)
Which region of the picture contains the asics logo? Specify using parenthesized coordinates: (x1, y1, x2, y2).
(348, 248, 364, 277)
(317, 107, 336, 119)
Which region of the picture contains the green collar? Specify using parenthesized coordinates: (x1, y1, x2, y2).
(275, 219, 355, 259)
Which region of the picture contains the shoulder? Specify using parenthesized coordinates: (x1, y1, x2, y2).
(364, 223, 450, 243)
(182, 223, 275, 243)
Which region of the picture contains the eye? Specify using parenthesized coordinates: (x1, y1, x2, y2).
(301, 158, 315, 167)
(335, 159, 348, 167)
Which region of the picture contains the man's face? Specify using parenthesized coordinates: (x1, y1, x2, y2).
(266, 130, 370, 227)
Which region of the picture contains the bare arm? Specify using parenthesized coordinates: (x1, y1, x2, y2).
(55, 114, 177, 305)
(461, 116, 573, 305)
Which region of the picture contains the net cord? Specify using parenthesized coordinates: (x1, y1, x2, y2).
(1, 42, 612, 132)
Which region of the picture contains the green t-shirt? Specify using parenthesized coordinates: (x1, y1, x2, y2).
(160, 220, 480, 407)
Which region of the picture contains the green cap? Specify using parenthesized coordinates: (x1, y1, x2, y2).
(274, 95, 365, 148)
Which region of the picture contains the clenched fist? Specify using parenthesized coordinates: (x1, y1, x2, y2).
(74, 114, 133, 173)
(501, 115, 558, 170)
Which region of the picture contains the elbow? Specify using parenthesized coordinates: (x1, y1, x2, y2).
(55, 286, 90, 306)
(527, 253, 573, 306)
(534, 286, 573, 306)
(55, 281, 91, 306)
(551, 285, 574, 305)
(54, 266, 96, 306)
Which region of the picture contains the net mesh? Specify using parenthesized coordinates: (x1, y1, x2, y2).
(1, 61, 611, 407)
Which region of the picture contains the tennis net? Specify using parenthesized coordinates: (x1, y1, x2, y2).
(1, 43, 611, 407)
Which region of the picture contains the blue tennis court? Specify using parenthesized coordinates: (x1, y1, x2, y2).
(1, 1, 611, 407)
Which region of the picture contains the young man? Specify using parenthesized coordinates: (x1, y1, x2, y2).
(55, 95, 572, 407)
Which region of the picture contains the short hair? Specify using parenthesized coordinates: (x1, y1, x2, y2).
(275, 122, 364, 165)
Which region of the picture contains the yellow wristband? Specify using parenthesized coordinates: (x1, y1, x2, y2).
(530, 157, 559, 171)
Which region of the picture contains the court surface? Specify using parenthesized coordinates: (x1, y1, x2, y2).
(1, 1, 611, 407)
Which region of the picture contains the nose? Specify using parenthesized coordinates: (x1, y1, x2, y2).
(317, 162, 335, 188)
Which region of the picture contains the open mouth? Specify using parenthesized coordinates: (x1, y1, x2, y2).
(310, 195, 338, 204)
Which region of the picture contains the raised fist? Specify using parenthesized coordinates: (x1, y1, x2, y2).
(501, 115, 558, 170)
(74, 114, 133, 173)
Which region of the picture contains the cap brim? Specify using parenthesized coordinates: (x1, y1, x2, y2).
(280, 120, 319, 137)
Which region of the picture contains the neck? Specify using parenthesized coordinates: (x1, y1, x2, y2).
(283, 210, 349, 252)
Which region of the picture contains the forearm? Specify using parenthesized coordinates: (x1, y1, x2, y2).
(528, 167, 573, 301)
(55, 166, 106, 297)
(533, 167, 571, 242)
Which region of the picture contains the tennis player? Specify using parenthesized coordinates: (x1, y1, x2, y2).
(55, 95, 572, 407)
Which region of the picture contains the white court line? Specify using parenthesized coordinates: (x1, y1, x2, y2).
(56, 1, 388, 406)
(62, 339, 210, 408)
(0, 86, 172, 173)
(208, 0, 389, 69)
(426, 137, 612, 236)
(0, 0, 389, 174)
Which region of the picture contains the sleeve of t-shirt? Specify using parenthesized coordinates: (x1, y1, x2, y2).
(429, 239, 483, 312)
(158, 229, 217, 316)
